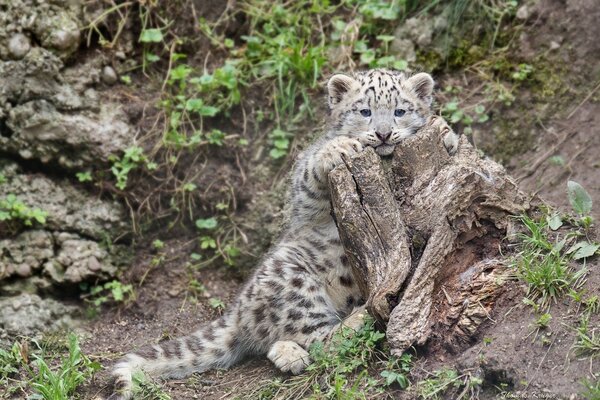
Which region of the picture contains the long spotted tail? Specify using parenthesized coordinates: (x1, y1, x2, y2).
(110, 315, 243, 399)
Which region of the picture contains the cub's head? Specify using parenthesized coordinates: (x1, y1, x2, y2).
(327, 69, 434, 156)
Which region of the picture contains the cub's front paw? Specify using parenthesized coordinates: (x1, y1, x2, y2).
(267, 340, 310, 375)
(428, 115, 460, 155)
(317, 136, 363, 176)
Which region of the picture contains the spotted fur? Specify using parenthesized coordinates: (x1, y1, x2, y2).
(110, 69, 457, 399)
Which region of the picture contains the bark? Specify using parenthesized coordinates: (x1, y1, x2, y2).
(328, 118, 528, 355)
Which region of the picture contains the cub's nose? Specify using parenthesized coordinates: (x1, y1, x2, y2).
(375, 131, 391, 142)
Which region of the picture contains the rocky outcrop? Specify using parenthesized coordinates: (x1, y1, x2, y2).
(0, 293, 78, 346)
(0, 0, 135, 336)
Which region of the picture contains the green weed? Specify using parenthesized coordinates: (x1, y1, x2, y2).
(0, 194, 48, 227)
(132, 371, 171, 400)
(581, 378, 600, 400)
(82, 280, 135, 316)
(511, 186, 597, 309)
(417, 368, 483, 400)
(27, 334, 100, 400)
(109, 146, 153, 190)
(572, 314, 600, 358)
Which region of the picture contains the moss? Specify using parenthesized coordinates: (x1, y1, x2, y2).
(529, 58, 568, 101)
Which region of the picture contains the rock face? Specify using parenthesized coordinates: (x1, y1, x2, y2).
(0, 294, 77, 345)
(0, 0, 135, 338)
(0, 160, 129, 293)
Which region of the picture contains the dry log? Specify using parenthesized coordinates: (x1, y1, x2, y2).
(329, 117, 528, 355)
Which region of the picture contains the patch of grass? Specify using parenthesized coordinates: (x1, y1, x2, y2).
(512, 183, 597, 310)
(572, 314, 600, 359)
(417, 368, 483, 400)
(132, 371, 172, 400)
(26, 334, 100, 400)
(581, 378, 600, 400)
(512, 214, 582, 308)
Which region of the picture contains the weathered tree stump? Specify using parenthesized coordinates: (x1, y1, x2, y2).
(328, 117, 528, 355)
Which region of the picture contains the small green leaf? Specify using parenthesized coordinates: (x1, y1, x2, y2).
(546, 213, 563, 230)
(145, 53, 160, 63)
(567, 180, 592, 215)
(195, 218, 217, 230)
(200, 105, 219, 117)
(573, 242, 599, 260)
(76, 171, 92, 182)
(139, 29, 163, 43)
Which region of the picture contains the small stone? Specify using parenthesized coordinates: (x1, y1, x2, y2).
(101, 66, 118, 85)
(15, 263, 32, 278)
(115, 51, 126, 60)
(549, 41, 560, 50)
(168, 288, 181, 297)
(516, 5, 530, 20)
(51, 28, 80, 51)
(8, 33, 31, 59)
(88, 256, 102, 271)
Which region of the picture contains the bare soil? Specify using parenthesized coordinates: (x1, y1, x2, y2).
(79, 0, 600, 399)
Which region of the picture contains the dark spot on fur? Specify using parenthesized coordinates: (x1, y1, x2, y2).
(301, 321, 330, 335)
(286, 292, 304, 302)
(340, 254, 349, 266)
(134, 345, 159, 360)
(315, 295, 328, 305)
(291, 277, 304, 288)
(270, 312, 281, 323)
(284, 324, 298, 334)
(254, 307, 266, 324)
(346, 296, 355, 308)
(162, 340, 183, 358)
(308, 285, 318, 292)
(213, 348, 225, 358)
(258, 326, 269, 337)
(298, 299, 314, 309)
(266, 280, 284, 292)
(339, 275, 353, 287)
(268, 295, 285, 309)
(288, 309, 303, 321)
(308, 312, 327, 319)
(204, 326, 216, 341)
(185, 336, 205, 356)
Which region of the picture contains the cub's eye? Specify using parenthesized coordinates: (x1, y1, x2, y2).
(359, 109, 371, 117)
(394, 109, 406, 117)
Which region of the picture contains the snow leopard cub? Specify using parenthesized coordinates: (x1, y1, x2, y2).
(110, 69, 459, 399)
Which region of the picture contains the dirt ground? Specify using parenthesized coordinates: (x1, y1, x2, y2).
(76, 0, 600, 399)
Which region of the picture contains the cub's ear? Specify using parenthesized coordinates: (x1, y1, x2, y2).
(405, 72, 434, 106)
(327, 74, 357, 108)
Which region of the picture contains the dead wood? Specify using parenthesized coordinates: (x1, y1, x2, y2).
(328, 117, 528, 355)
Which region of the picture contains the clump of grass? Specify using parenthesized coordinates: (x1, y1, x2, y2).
(572, 314, 600, 359)
(512, 181, 598, 309)
(132, 371, 172, 400)
(581, 378, 600, 400)
(26, 334, 100, 400)
(417, 368, 483, 400)
(512, 214, 584, 308)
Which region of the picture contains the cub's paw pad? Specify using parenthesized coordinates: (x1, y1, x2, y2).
(267, 340, 310, 375)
